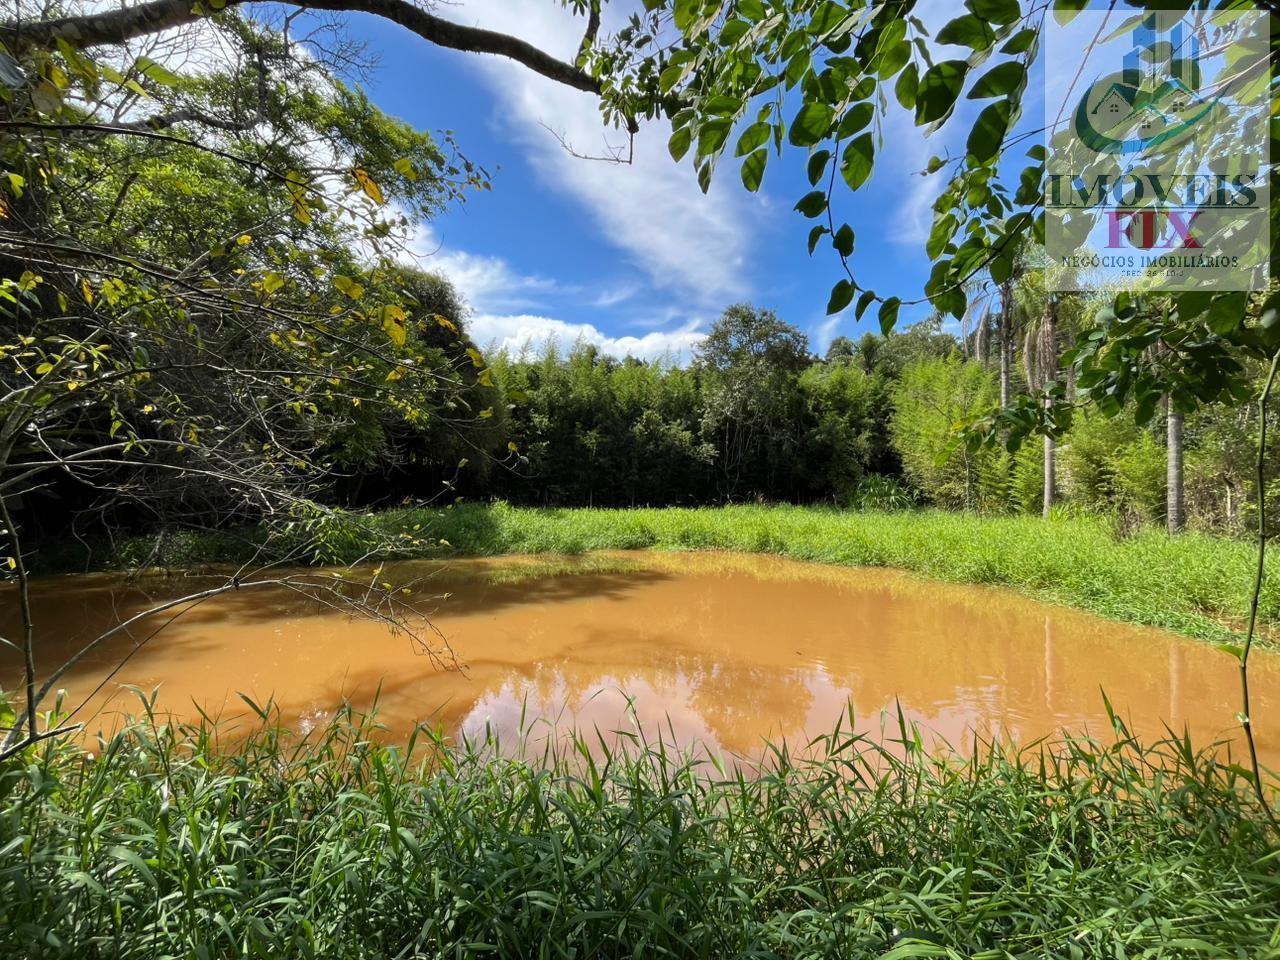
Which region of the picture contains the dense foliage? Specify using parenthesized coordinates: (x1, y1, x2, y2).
(415, 303, 1275, 540)
(3, 706, 1277, 959)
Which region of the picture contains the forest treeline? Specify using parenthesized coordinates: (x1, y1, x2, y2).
(326, 293, 1274, 535)
(20, 267, 1273, 550)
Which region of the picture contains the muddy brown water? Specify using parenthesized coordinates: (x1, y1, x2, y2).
(4, 551, 1278, 767)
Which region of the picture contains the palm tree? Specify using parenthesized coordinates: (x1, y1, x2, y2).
(1014, 256, 1086, 520)
(1167, 394, 1185, 534)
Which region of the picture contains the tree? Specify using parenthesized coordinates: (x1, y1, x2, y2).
(798, 359, 891, 499)
(0, 0, 616, 757)
(890, 358, 999, 510)
(1168, 401, 1186, 534)
(695, 304, 809, 499)
(824, 335, 855, 362)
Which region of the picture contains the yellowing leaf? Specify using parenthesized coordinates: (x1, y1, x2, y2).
(333, 275, 364, 300)
(236, 234, 252, 246)
(260, 271, 285, 295)
(285, 170, 311, 224)
(80, 278, 94, 304)
(47, 63, 70, 91)
(353, 168, 385, 205)
(393, 157, 417, 181)
(465, 347, 485, 368)
(31, 80, 63, 115)
(478, 407, 493, 419)
(434, 313, 458, 333)
(378, 304, 407, 346)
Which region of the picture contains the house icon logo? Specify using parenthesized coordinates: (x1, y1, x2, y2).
(1074, 14, 1222, 156)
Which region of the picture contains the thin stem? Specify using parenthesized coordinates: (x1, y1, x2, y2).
(1242, 349, 1280, 832)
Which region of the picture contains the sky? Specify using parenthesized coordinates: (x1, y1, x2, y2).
(331, 0, 1043, 361)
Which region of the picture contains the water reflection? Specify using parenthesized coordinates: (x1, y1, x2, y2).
(4, 551, 1276, 767)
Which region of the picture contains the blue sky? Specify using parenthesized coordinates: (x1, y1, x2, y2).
(336, 1, 1042, 360)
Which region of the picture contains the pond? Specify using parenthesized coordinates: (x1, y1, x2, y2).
(6, 551, 1279, 766)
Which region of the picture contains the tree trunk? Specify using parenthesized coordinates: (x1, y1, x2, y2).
(1167, 400, 1185, 534)
(1043, 433, 1055, 519)
(1042, 297, 1058, 519)
(999, 281, 1013, 409)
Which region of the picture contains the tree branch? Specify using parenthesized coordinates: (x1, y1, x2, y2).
(2, 0, 601, 94)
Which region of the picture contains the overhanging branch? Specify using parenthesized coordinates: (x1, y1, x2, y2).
(1, 0, 601, 94)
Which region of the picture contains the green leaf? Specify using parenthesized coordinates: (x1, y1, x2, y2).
(927, 214, 958, 260)
(936, 15, 995, 51)
(735, 121, 770, 157)
(833, 223, 854, 257)
(966, 0, 1021, 26)
(967, 99, 1011, 162)
(1001, 29, 1036, 54)
(668, 126, 692, 162)
(808, 0, 849, 36)
(789, 102, 835, 147)
(827, 279, 854, 315)
(1054, 0, 1088, 25)
(840, 134, 874, 191)
(795, 190, 828, 218)
(967, 62, 1025, 99)
(877, 39, 911, 79)
(697, 118, 732, 157)
(808, 225, 829, 255)
(741, 149, 767, 192)
(136, 56, 182, 86)
(807, 149, 831, 186)
(990, 249, 1014, 284)
(878, 297, 901, 335)
(720, 18, 750, 45)
(836, 102, 873, 139)
(915, 61, 968, 125)
(894, 62, 919, 110)
(673, 0, 700, 32)
(855, 290, 876, 320)
(1206, 292, 1246, 336)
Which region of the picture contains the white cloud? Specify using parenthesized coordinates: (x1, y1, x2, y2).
(471, 312, 706, 363)
(406, 226, 564, 313)
(810, 314, 842, 355)
(446, 0, 759, 305)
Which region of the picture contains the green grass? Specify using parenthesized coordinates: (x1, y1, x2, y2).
(359, 503, 1275, 645)
(3, 702, 1278, 959)
(98, 502, 1280, 645)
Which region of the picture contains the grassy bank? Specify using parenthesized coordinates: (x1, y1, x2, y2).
(102, 503, 1280, 644)
(2, 706, 1277, 958)
(389, 504, 1276, 644)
